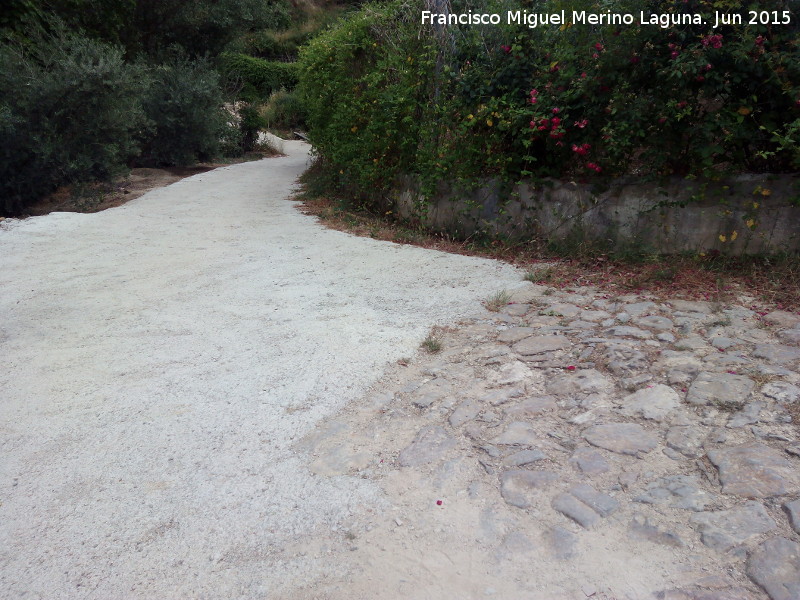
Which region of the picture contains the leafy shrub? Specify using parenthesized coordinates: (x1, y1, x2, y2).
(0, 25, 147, 215)
(260, 88, 307, 130)
(299, 0, 800, 211)
(237, 103, 266, 152)
(219, 52, 299, 101)
(297, 2, 434, 205)
(136, 54, 232, 167)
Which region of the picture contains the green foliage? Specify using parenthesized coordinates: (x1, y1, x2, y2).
(240, 28, 314, 60)
(261, 88, 308, 130)
(136, 55, 232, 166)
(299, 0, 800, 213)
(1, 0, 286, 59)
(0, 25, 147, 215)
(237, 103, 267, 152)
(298, 1, 435, 206)
(220, 52, 299, 101)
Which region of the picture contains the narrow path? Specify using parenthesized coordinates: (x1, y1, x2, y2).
(0, 141, 522, 598)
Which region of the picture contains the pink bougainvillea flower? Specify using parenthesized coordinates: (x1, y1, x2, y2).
(705, 63, 713, 71)
(581, 72, 587, 78)
(501, 45, 511, 53)
(574, 119, 589, 128)
(551, 116, 561, 126)
(594, 42, 604, 51)
(670, 51, 679, 59)
(592, 52, 599, 59)
(552, 107, 560, 114)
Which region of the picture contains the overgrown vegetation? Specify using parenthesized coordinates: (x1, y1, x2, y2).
(0, 0, 337, 216)
(299, 0, 800, 211)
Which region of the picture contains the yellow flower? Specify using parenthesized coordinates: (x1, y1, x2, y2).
(719, 234, 727, 243)
(746, 218, 756, 229)
(752, 201, 760, 209)
(731, 230, 738, 241)
(351, 126, 358, 133)
(761, 189, 771, 196)
(737, 107, 751, 115)
(487, 119, 493, 126)
(467, 114, 474, 120)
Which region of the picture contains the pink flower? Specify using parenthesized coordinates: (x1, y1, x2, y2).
(658, 117, 667, 124)
(566, 365, 576, 371)
(702, 34, 723, 49)
(593, 53, 599, 59)
(574, 119, 589, 128)
(581, 72, 587, 78)
(552, 107, 560, 114)
(551, 116, 561, 126)
(705, 63, 713, 71)
(501, 45, 511, 53)
(572, 143, 591, 156)
(436, 500, 443, 506)
(594, 42, 604, 51)
(670, 51, 679, 59)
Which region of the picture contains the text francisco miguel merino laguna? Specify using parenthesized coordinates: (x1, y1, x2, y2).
(422, 9, 793, 29)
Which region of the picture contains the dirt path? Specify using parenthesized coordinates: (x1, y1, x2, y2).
(0, 140, 524, 598)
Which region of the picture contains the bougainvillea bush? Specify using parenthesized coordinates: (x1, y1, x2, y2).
(299, 0, 799, 205)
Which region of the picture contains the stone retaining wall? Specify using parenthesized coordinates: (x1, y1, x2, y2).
(393, 174, 800, 254)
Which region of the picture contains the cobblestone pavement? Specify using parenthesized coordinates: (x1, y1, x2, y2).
(302, 284, 800, 600)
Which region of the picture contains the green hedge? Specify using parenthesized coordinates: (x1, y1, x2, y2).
(219, 52, 299, 101)
(298, 0, 800, 209)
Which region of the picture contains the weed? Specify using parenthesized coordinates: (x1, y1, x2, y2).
(712, 399, 745, 412)
(709, 316, 732, 328)
(524, 266, 554, 283)
(485, 290, 512, 312)
(421, 335, 442, 353)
